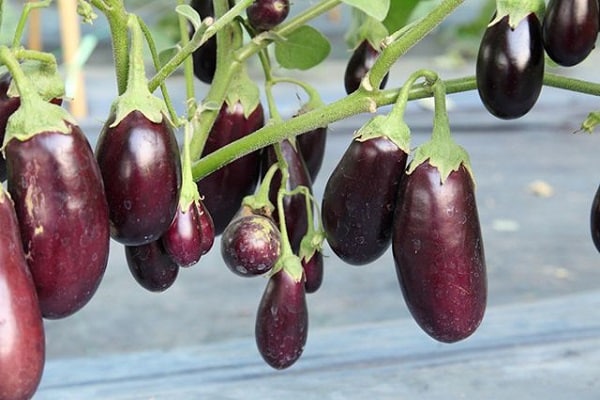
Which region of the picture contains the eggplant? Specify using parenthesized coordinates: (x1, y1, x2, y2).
(197, 198, 216, 255)
(476, 13, 545, 119)
(197, 102, 264, 235)
(321, 136, 408, 265)
(264, 139, 312, 252)
(344, 40, 389, 94)
(6, 125, 110, 319)
(392, 162, 487, 343)
(221, 210, 281, 277)
(246, 0, 291, 32)
(125, 240, 179, 292)
(96, 110, 182, 246)
(590, 183, 600, 252)
(0, 188, 45, 400)
(255, 267, 308, 369)
(302, 250, 323, 294)
(296, 125, 327, 182)
(542, 0, 599, 66)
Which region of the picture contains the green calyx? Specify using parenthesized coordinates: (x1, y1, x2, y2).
(242, 163, 278, 216)
(225, 64, 261, 119)
(179, 121, 201, 210)
(109, 15, 169, 128)
(271, 252, 304, 283)
(353, 114, 411, 153)
(492, 0, 545, 28)
(6, 58, 65, 101)
(345, 8, 389, 51)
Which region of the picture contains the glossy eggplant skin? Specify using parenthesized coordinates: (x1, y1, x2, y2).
(96, 110, 181, 246)
(590, 184, 600, 252)
(344, 40, 389, 94)
(255, 268, 308, 369)
(392, 162, 487, 343)
(161, 200, 210, 267)
(197, 199, 215, 255)
(322, 136, 408, 265)
(6, 126, 110, 319)
(197, 102, 264, 235)
(542, 0, 599, 66)
(296, 125, 327, 182)
(264, 139, 312, 252)
(247, 0, 290, 32)
(302, 251, 323, 294)
(0, 73, 20, 181)
(125, 240, 179, 292)
(0, 190, 45, 400)
(476, 14, 545, 119)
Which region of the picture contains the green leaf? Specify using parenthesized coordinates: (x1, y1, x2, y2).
(345, 10, 389, 50)
(175, 4, 201, 31)
(382, 0, 420, 33)
(342, 0, 390, 21)
(274, 25, 331, 70)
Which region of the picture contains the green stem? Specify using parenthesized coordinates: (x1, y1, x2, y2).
(388, 69, 437, 121)
(177, 0, 196, 116)
(15, 48, 56, 65)
(11, 0, 52, 48)
(369, 0, 465, 89)
(0, 46, 37, 99)
(544, 72, 600, 96)
(103, 1, 130, 95)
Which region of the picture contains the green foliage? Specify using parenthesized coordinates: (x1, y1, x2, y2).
(341, 0, 390, 21)
(274, 25, 331, 70)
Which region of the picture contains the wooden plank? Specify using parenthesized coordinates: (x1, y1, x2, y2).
(37, 290, 600, 399)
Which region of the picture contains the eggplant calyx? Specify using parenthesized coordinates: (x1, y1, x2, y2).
(271, 253, 304, 283)
(353, 114, 411, 154)
(492, 0, 545, 29)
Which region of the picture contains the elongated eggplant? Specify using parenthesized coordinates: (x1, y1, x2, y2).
(590, 183, 600, 252)
(264, 139, 312, 252)
(197, 199, 215, 255)
(96, 110, 181, 246)
(125, 240, 179, 292)
(322, 136, 407, 265)
(0, 188, 45, 400)
(476, 13, 544, 119)
(6, 125, 110, 319)
(542, 0, 599, 66)
(296, 125, 327, 182)
(344, 40, 389, 94)
(255, 267, 308, 369)
(197, 102, 264, 234)
(302, 250, 323, 294)
(392, 162, 487, 343)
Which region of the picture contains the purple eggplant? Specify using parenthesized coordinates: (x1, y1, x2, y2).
(125, 240, 179, 292)
(221, 210, 281, 277)
(322, 136, 408, 265)
(6, 126, 110, 319)
(0, 188, 45, 400)
(392, 162, 487, 343)
(264, 139, 312, 252)
(247, 0, 290, 32)
(302, 250, 323, 294)
(590, 183, 600, 252)
(255, 267, 308, 369)
(296, 125, 327, 182)
(344, 40, 389, 94)
(197, 198, 215, 255)
(96, 110, 182, 246)
(197, 102, 264, 234)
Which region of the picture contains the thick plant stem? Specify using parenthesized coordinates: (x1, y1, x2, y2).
(103, 1, 130, 95)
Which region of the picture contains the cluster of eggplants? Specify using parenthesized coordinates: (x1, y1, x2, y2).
(0, 189, 45, 400)
(246, 0, 290, 32)
(476, 13, 545, 119)
(542, 0, 599, 67)
(197, 101, 264, 234)
(392, 162, 487, 343)
(344, 40, 389, 94)
(6, 123, 111, 319)
(322, 136, 408, 265)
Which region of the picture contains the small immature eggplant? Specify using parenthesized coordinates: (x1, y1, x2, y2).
(190, 0, 217, 84)
(255, 267, 308, 369)
(322, 136, 408, 265)
(247, 0, 290, 32)
(590, 184, 600, 252)
(542, 0, 599, 66)
(392, 162, 487, 343)
(198, 102, 264, 234)
(125, 240, 179, 292)
(197, 199, 216, 255)
(264, 139, 312, 252)
(476, 13, 545, 119)
(6, 125, 110, 319)
(302, 250, 323, 294)
(221, 210, 281, 277)
(296, 125, 327, 182)
(0, 188, 45, 400)
(96, 110, 182, 246)
(344, 40, 389, 94)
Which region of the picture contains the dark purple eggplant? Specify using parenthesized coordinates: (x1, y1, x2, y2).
(392, 162, 487, 343)
(476, 13, 545, 119)
(344, 40, 389, 94)
(590, 183, 600, 252)
(161, 200, 209, 267)
(543, 0, 599, 66)
(96, 110, 181, 246)
(6, 125, 110, 319)
(296, 125, 327, 182)
(125, 240, 179, 292)
(0, 188, 45, 400)
(221, 210, 281, 276)
(321, 136, 408, 265)
(247, 0, 290, 32)
(197, 102, 264, 234)
(197, 199, 215, 255)
(302, 250, 323, 294)
(255, 267, 308, 369)
(264, 139, 312, 252)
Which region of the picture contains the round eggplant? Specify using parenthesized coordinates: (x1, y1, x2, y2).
(96, 110, 182, 246)
(392, 162, 487, 343)
(247, 0, 290, 32)
(125, 240, 179, 292)
(6, 126, 110, 319)
(322, 136, 408, 265)
(344, 40, 389, 94)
